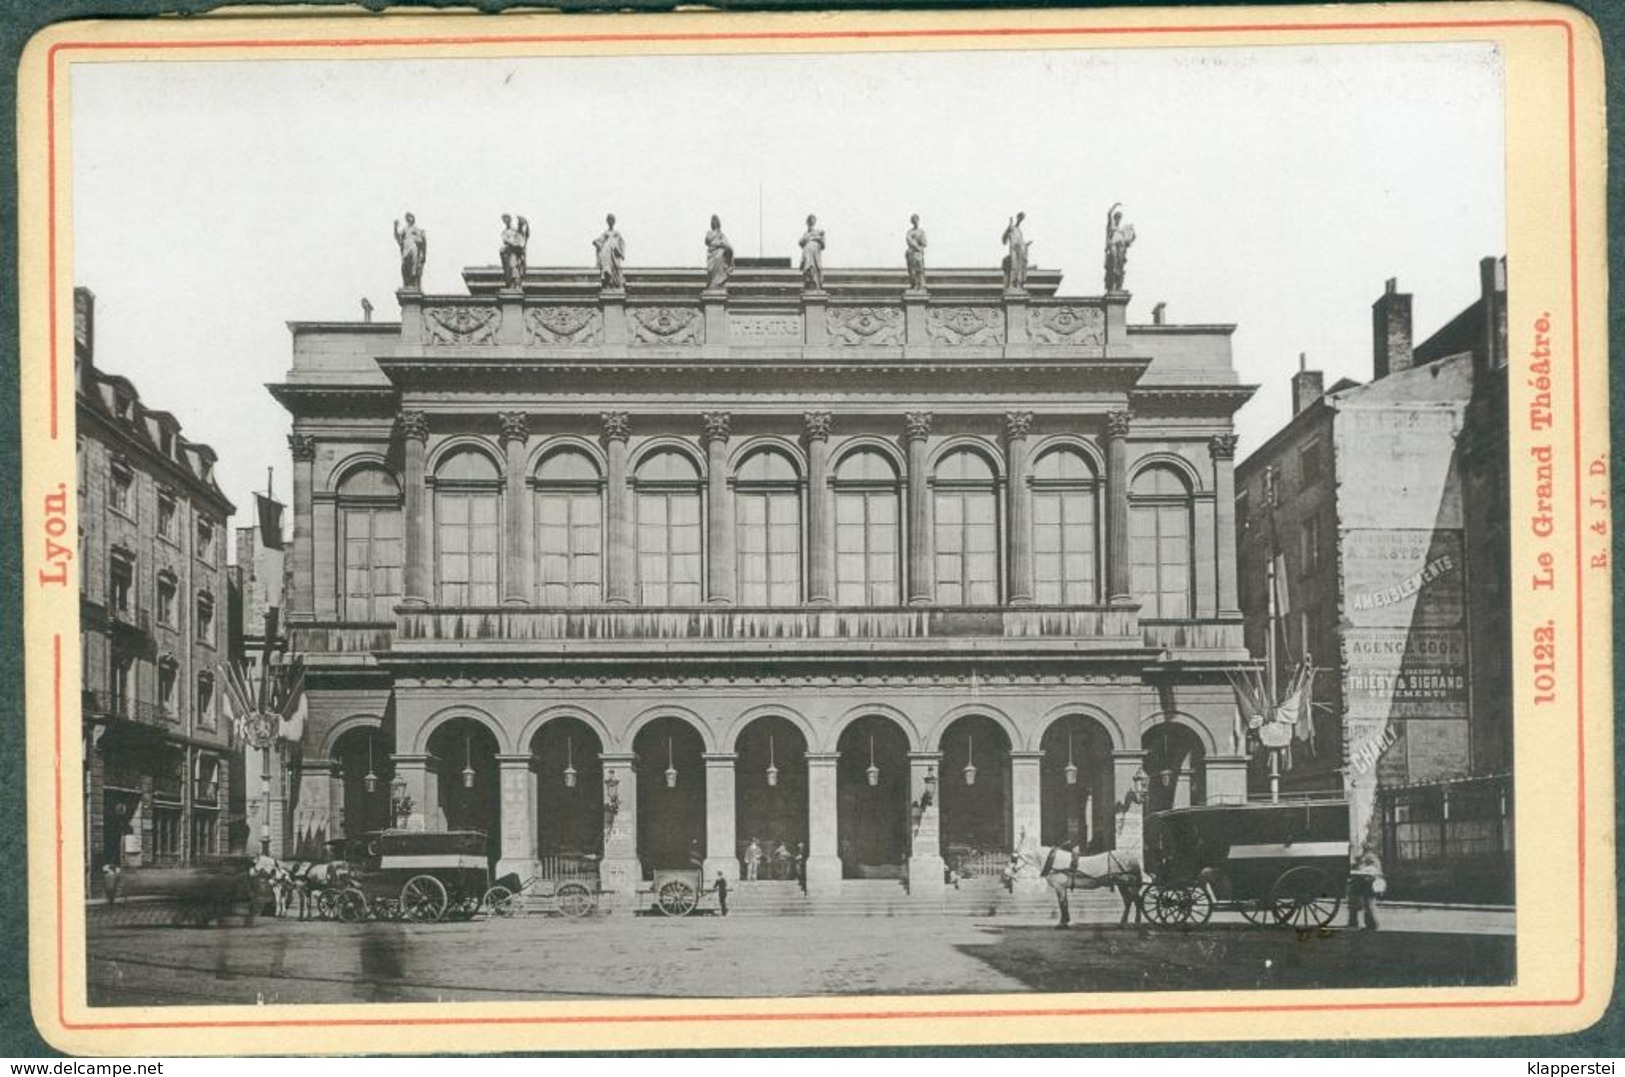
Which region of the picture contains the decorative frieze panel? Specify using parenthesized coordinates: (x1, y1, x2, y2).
(727, 312, 802, 346)
(524, 306, 602, 346)
(925, 305, 1005, 346)
(826, 305, 905, 346)
(424, 305, 501, 346)
(1029, 304, 1106, 346)
(630, 306, 704, 346)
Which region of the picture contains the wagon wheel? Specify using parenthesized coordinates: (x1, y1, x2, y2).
(1142, 884, 1182, 926)
(556, 882, 595, 918)
(315, 889, 340, 921)
(1269, 866, 1342, 929)
(401, 874, 449, 923)
(1179, 885, 1213, 926)
(483, 885, 517, 918)
(335, 888, 369, 923)
(657, 879, 697, 917)
(1237, 898, 1274, 925)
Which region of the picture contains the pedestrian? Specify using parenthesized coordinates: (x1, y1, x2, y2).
(794, 841, 807, 893)
(1346, 844, 1384, 930)
(773, 840, 791, 881)
(744, 837, 762, 882)
(715, 872, 729, 917)
(101, 862, 121, 907)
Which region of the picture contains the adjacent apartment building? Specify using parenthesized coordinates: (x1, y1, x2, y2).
(77, 287, 236, 885)
(1235, 258, 1511, 901)
(271, 238, 1258, 903)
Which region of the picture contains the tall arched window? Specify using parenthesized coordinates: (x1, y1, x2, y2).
(1130, 464, 1194, 618)
(435, 448, 501, 606)
(735, 449, 801, 606)
(933, 448, 999, 605)
(1032, 446, 1099, 604)
(535, 449, 602, 606)
(833, 448, 900, 606)
(337, 465, 404, 620)
(635, 448, 703, 606)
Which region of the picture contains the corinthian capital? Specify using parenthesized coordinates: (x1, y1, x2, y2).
(287, 434, 317, 461)
(903, 411, 933, 442)
(498, 411, 530, 444)
(1003, 411, 1033, 442)
(1105, 410, 1133, 440)
(398, 410, 430, 443)
(701, 411, 731, 444)
(802, 410, 833, 442)
(1209, 432, 1240, 460)
(600, 411, 631, 443)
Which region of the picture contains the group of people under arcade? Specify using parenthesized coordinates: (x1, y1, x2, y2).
(739, 837, 808, 888)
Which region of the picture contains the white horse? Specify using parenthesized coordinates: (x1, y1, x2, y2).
(254, 856, 349, 920)
(1022, 843, 1145, 928)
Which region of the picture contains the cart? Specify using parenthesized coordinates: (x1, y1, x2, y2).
(643, 867, 723, 917)
(331, 829, 493, 924)
(484, 854, 602, 918)
(1140, 799, 1351, 929)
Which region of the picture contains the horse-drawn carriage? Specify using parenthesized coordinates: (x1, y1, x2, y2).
(484, 854, 603, 918)
(328, 829, 493, 924)
(1140, 799, 1351, 928)
(122, 856, 262, 926)
(642, 867, 724, 917)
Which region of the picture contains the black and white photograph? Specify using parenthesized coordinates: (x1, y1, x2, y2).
(24, 6, 1609, 1051)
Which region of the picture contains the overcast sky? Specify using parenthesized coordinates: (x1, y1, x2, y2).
(70, 42, 1504, 540)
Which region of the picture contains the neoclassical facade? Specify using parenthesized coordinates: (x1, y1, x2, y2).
(272, 257, 1256, 901)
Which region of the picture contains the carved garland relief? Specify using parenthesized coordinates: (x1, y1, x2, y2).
(424, 305, 501, 346)
(524, 306, 603, 346)
(630, 306, 704, 346)
(925, 305, 1005, 346)
(826, 305, 905, 346)
(1030, 304, 1106, 346)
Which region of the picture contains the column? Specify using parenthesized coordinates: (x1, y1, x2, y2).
(286, 434, 316, 620)
(702, 412, 736, 606)
(1210, 433, 1242, 617)
(495, 755, 537, 879)
(1004, 412, 1034, 605)
(598, 752, 639, 907)
(804, 752, 841, 896)
(803, 412, 834, 605)
(907, 752, 945, 898)
(400, 411, 431, 605)
(1204, 755, 1249, 805)
(500, 412, 531, 606)
(601, 412, 633, 605)
(1111, 750, 1148, 860)
(292, 758, 337, 859)
(702, 753, 739, 884)
(390, 754, 430, 831)
(1105, 410, 1134, 605)
(904, 412, 934, 606)
(1008, 750, 1047, 894)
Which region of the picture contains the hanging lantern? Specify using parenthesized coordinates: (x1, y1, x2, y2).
(563, 736, 578, 789)
(924, 764, 937, 792)
(766, 734, 779, 788)
(963, 734, 977, 786)
(461, 730, 476, 789)
(665, 737, 678, 788)
(363, 735, 379, 794)
(1064, 733, 1078, 787)
(866, 735, 879, 787)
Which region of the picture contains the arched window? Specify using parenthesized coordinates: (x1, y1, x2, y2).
(933, 448, 999, 605)
(1032, 446, 1099, 604)
(635, 449, 702, 606)
(833, 448, 900, 606)
(735, 449, 801, 606)
(435, 448, 501, 606)
(337, 464, 403, 620)
(535, 449, 602, 606)
(1130, 464, 1193, 618)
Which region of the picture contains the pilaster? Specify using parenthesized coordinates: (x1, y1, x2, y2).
(601, 413, 633, 605)
(1009, 751, 1048, 895)
(1210, 433, 1242, 617)
(390, 754, 432, 832)
(1105, 410, 1135, 606)
(601, 290, 627, 345)
(702, 753, 739, 884)
(907, 752, 946, 898)
(598, 752, 639, 906)
(904, 412, 934, 607)
(702, 412, 736, 606)
(500, 412, 531, 606)
(1003, 291, 1029, 345)
(495, 754, 537, 880)
(804, 752, 841, 896)
(399, 411, 431, 606)
(286, 434, 316, 621)
(1004, 411, 1034, 605)
(803, 412, 834, 606)
(803, 292, 828, 347)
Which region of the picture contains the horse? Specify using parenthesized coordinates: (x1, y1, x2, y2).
(254, 856, 349, 920)
(1021, 842, 1145, 929)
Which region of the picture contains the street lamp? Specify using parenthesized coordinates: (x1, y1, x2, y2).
(665, 737, 678, 788)
(461, 730, 476, 789)
(963, 735, 977, 786)
(563, 735, 578, 790)
(766, 734, 779, 788)
(1065, 733, 1078, 786)
(866, 735, 879, 787)
(363, 735, 379, 794)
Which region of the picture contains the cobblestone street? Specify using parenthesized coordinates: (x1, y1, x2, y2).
(87, 904, 1515, 1007)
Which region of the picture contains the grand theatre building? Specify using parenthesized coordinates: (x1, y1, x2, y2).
(272, 248, 1256, 902)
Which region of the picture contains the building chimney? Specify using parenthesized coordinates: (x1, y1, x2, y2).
(1151, 302, 1167, 326)
(1291, 352, 1324, 416)
(1372, 277, 1414, 380)
(1479, 255, 1507, 372)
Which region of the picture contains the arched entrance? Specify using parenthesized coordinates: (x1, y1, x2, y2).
(426, 718, 501, 863)
(1040, 715, 1116, 851)
(734, 716, 808, 879)
(836, 715, 911, 879)
(332, 726, 395, 839)
(634, 716, 706, 875)
(530, 718, 603, 858)
(937, 716, 1012, 871)
(1143, 720, 1207, 813)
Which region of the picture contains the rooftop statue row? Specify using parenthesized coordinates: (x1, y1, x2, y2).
(394, 207, 1137, 296)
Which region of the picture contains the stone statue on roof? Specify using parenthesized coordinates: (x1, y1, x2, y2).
(593, 214, 626, 290)
(1104, 203, 1136, 293)
(905, 215, 927, 292)
(394, 213, 427, 291)
(500, 214, 529, 290)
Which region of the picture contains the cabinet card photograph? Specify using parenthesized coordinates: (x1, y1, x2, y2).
(15, 3, 1612, 1054)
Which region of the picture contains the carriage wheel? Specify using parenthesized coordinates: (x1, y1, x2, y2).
(1182, 885, 1213, 926)
(657, 880, 697, 917)
(556, 882, 595, 918)
(315, 890, 340, 921)
(401, 875, 448, 923)
(336, 888, 369, 923)
(1269, 866, 1342, 929)
(1142, 884, 1181, 926)
(1238, 898, 1274, 926)
(483, 885, 517, 918)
